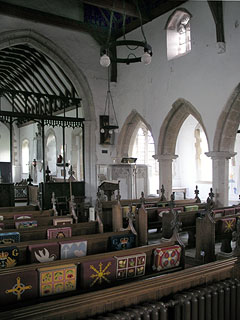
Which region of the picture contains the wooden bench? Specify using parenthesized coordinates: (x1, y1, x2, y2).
(0, 221, 99, 242)
(0, 228, 184, 315)
(0, 257, 238, 319)
(0, 205, 38, 213)
(195, 205, 240, 263)
(0, 230, 133, 266)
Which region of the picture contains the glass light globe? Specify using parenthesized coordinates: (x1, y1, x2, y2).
(109, 129, 113, 134)
(141, 51, 152, 65)
(100, 128, 105, 133)
(100, 54, 111, 67)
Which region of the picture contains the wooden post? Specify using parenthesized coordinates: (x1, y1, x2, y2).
(135, 193, 148, 246)
(195, 212, 215, 263)
(112, 200, 123, 232)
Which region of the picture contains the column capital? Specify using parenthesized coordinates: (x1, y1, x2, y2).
(153, 154, 178, 161)
(205, 151, 236, 160)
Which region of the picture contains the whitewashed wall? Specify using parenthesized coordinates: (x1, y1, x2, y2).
(0, 1, 240, 200)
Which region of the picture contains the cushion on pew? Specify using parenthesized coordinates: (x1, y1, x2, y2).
(15, 220, 38, 229)
(28, 242, 60, 263)
(14, 214, 33, 220)
(220, 217, 236, 233)
(224, 208, 235, 216)
(53, 217, 73, 226)
(0, 270, 38, 305)
(152, 245, 182, 272)
(60, 240, 87, 259)
(47, 227, 72, 239)
(212, 209, 224, 217)
(115, 253, 146, 280)
(184, 205, 199, 212)
(109, 234, 136, 251)
(80, 257, 116, 289)
(0, 232, 20, 244)
(38, 263, 77, 297)
(0, 246, 19, 268)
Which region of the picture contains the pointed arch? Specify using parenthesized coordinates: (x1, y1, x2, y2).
(116, 110, 155, 160)
(213, 83, 240, 152)
(158, 98, 209, 155)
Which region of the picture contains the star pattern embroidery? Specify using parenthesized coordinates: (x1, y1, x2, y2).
(224, 219, 235, 232)
(89, 262, 111, 287)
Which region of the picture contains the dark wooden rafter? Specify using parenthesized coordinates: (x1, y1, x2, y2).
(0, 1, 107, 45)
(0, 48, 56, 95)
(208, 0, 225, 43)
(0, 89, 84, 128)
(0, 44, 81, 115)
(5, 46, 65, 96)
(82, 0, 140, 18)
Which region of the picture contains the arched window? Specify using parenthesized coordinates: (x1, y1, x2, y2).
(174, 115, 211, 200)
(194, 124, 212, 182)
(0, 123, 10, 162)
(22, 139, 29, 174)
(130, 124, 159, 195)
(46, 131, 57, 176)
(166, 9, 191, 60)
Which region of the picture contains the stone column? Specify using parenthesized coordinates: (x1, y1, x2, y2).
(206, 151, 236, 207)
(154, 154, 178, 200)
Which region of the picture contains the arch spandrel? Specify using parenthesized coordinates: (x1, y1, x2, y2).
(213, 83, 240, 153)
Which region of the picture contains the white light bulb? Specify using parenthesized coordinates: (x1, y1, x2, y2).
(100, 128, 105, 133)
(109, 129, 113, 134)
(100, 54, 111, 67)
(141, 51, 152, 65)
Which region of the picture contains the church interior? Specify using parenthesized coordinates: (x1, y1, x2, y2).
(0, 0, 240, 319)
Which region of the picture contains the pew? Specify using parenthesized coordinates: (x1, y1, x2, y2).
(0, 221, 99, 242)
(0, 205, 38, 213)
(0, 215, 185, 316)
(0, 257, 238, 319)
(0, 230, 134, 266)
(0, 209, 54, 220)
(195, 205, 240, 263)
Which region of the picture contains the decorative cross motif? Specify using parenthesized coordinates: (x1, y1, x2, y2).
(5, 277, 32, 300)
(160, 184, 167, 202)
(170, 210, 182, 233)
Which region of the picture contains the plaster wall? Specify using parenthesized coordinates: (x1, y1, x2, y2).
(115, 1, 240, 155)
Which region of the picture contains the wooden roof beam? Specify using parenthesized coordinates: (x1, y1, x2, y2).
(82, 0, 139, 18)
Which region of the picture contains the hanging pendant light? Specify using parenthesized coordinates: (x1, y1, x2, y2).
(99, 0, 152, 67)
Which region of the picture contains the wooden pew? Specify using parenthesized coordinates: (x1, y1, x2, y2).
(0, 257, 238, 319)
(0, 205, 38, 213)
(195, 205, 240, 263)
(0, 230, 133, 266)
(0, 209, 54, 220)
(0, 221, 99, 242)
(0, 222, 185, 315)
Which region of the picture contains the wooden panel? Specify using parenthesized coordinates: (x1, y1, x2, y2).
(0, 184, 14, 207)
(39, 182, 85, 210)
